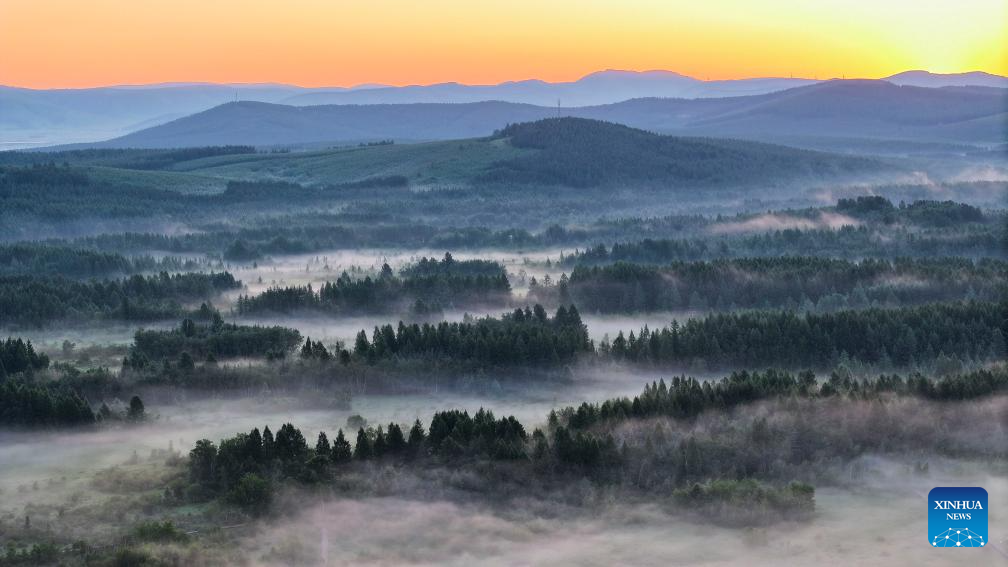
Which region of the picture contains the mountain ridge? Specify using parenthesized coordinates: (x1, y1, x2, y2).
(71, 80, 1006, 150)
(4, 70, 1005, 149)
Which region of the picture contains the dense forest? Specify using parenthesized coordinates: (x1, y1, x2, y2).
(0, 380, 147, 428)
(0, 337, 149, 427)
(126, 316, 302, 366)
(555, 367, 1008, 431)
(0, 271, 239, 327)
(532, 257, 1006, 313)
(0, 165, 332, 240)
(835, 195, 985, 226)
(1, 164, 197, 222)
(346, 301, 1004, 371)
(600, 300, 1005, 370)
(121, 300, 1005, 382)
(568, 225, 1004, 265)
(183, 366, 1005, 520)
(398, 254, 506, 278)
(7, 188, 997, 262)
(349, 305, 592, 368)
(183, 409, 814, 523)
(0, 243, 203, 278)
(6, 159, 997, 262)
(237, 256, 510, 316)
(0, 337, 50, 376)
(0, 380, 97, 427)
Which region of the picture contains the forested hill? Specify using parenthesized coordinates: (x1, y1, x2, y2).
(479, 118, 882, 188)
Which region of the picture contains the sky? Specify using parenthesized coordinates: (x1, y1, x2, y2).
(1, 0, 1005, 89)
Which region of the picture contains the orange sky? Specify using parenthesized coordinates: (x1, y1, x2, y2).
(1, 0, 1005, 89)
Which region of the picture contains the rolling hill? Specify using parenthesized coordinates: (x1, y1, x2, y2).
(108, 117, 883, 189)
(0, 83, 305, 149)
(476, 118, 883, 187)
(87, 80, 1006, 150)
(0, 71, 811, 149)
(6, 70, 1005, 149)
(81, 100, 555, 147)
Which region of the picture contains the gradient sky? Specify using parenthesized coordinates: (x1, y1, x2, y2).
(1, 0, 1005, 89)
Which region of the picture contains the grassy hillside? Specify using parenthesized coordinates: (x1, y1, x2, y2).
(0, 140, 530, 189)
(178, 138, 531, 187)
(84, 166, 230, 195)
(161, 118, 885, 189)
(97, 100, 554, 148)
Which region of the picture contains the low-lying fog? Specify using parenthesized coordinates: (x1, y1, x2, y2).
(0, 365, 666, 494)
(226, 248, 570, 297)
(3, 391, 1005, 566)
(7, 307, 700, 360)
(255, 468, 1007, 566)
(235, 311, 695, 349)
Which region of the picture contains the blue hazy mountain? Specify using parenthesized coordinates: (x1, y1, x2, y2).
(279, 70, 815, 107)
(5, 70, 1004, 149)
(884, 70, 1008, 88)
(79, 80, 1006, 150)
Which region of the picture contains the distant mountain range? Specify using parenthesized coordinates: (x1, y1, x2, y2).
(884, 70, 1008, 88)
(0, 84, 302, 149)
(2, 70, 1004, 149)
(279, 71, 816, 107)
(82, 80, 1006, 150)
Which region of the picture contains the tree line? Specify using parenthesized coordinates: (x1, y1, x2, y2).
(600, 300, 1005, 370)
(349, 305, 591, 368)
(0, 377, 146, 428)
(836, 195, 985, 227)
(531, 257, 1004, 313)
(21, 195, 999, 263)
(183, 365, 1007, 520)
(184, 407, 589, 514)
(0, 337, 50, 376)
(554, 367, 1008, 431)
(0, 380, 96, 428)
(0, 243, 204, 279)
(399, 254, 505, 278)
(236, 256, 510, 316)
(569, 224, 1004, 265)
(124, 301, 1003, 381)
(125, 315, 302, 368)
(0, 271, 239, 327)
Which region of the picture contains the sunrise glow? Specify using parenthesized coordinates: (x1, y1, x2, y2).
(1, 0, 1004, 89)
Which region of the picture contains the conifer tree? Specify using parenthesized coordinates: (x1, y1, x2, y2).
(331, 429, 352, 463)
(316, 431, 331, 458)
(353, 427, 372, 460)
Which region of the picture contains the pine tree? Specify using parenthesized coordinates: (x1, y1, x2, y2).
(127, 396, 145, 421)
(262, 426, 275, 460)
(372, 426, 387, 457)
(316, 431, 331, 458)
(354, 330, 371, 359)
(274, 423, 307, 462)
(387, 423, 407, 454)
(331, 429, 352, 463)
(353, 427, 372, 460)
(407, 419, 426, 456)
